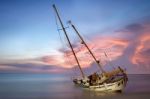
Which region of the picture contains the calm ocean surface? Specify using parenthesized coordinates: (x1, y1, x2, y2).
(0, 74, 150, 99)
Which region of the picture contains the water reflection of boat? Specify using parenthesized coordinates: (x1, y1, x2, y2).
(52, 4, 128, 92)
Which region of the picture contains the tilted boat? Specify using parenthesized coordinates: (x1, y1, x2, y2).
(52, 4, 128, 92)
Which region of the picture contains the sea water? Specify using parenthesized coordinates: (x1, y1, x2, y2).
(0, 74, 150, 99)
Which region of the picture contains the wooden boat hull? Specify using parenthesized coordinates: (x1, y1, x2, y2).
(73, 75, 127, 92)
(88, 78, 126, 92)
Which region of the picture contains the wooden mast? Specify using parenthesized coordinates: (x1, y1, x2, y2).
(68, 21, 105, 73)
(52, 4, 85, 78)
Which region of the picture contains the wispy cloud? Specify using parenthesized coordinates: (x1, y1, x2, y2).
(0, 18, 150, 74)
(0, 58, 68, 73)
(110, 19, 150, 73)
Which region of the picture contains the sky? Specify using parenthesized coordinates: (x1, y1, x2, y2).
(0, 0, 150, 74)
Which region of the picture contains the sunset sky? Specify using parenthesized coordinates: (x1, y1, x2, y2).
(0, 0, 150, 74)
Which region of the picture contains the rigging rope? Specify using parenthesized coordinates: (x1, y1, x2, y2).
(104, 49, 115, 69)
(54, 11, 77, 75)
(54, 12, 65, 46)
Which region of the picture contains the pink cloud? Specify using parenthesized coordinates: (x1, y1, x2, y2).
(1, 20, 150, 74)
(42, 20, 150, 74)
(40, 34, 129, 69)
(131, 32, 150, 66)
